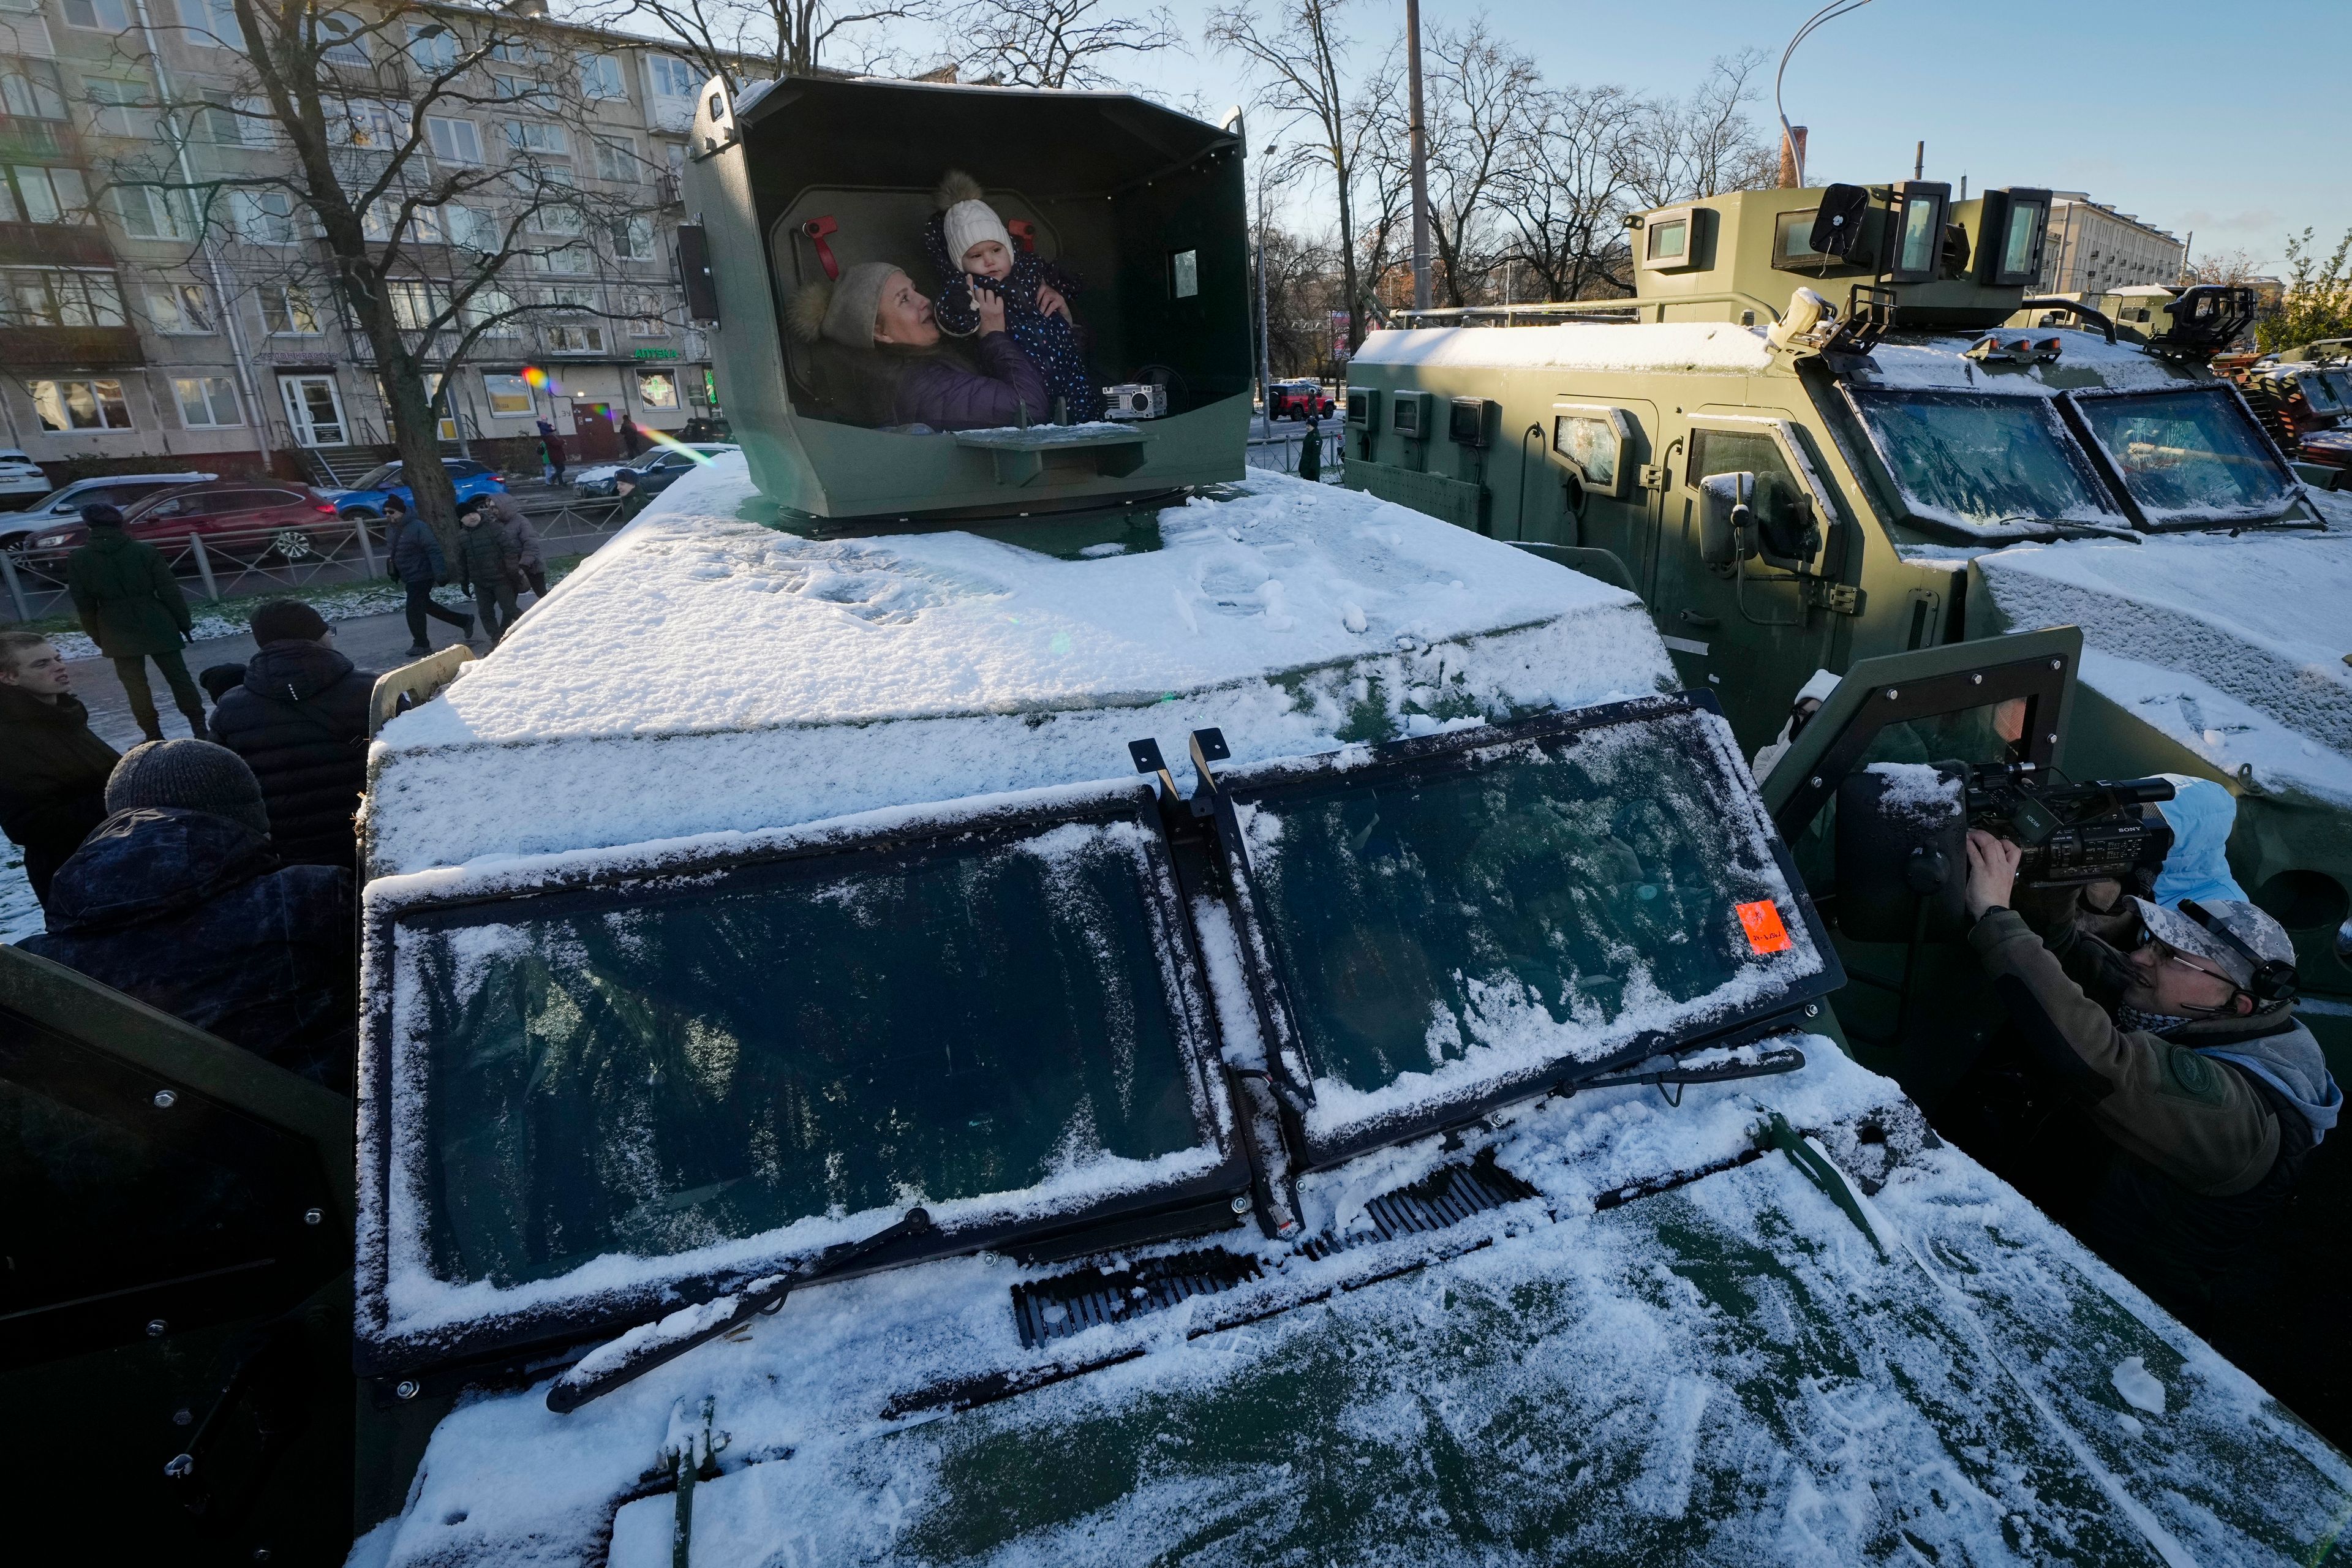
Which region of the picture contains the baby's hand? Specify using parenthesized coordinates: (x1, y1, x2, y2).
(1036, 282, 1071, 322)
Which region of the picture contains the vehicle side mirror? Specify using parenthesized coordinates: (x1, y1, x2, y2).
(1833, 763, 1970, 943)
(1698, 472, 1755, 566)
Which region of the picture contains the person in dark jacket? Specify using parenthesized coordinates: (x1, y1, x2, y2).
(486, 491, 548, 598)
(0, 630, 119, 905)
(208, 599, 377, 869)
(387, 508, 474, 657)
(64, 502, 205, 742)
(21, 739, 355, 1090)
(788, 262, 1049, 431)
(537, 418, 567, 485)
(456, 503, 522, 642)
(1958, 830, 2339, 1328)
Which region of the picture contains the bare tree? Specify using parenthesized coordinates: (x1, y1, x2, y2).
(1491, 81, 1643, 302)
(949, 0, 1179, 88)
(1626, 48, 1778, 209)
(1418, 20, 1536, 306)
(1208, 0, 1378, 352)
(105, 2, 665, 541)
(587, 0, 927, 91)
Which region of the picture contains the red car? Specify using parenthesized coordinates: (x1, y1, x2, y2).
(24, 480, 344, 568)
(1268, 380, 1336, 420)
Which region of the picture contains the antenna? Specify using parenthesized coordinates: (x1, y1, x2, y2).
(1775, 0, 1880, 189)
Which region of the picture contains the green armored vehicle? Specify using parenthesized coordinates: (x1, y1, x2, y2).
(8, 105, 2352, 1566)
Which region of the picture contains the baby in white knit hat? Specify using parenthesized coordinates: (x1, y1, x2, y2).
(927, 170, 1104, 421)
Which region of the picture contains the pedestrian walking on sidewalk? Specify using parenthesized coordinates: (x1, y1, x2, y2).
(486, 492, 548, 598)
(537, 418, 568, 486)
(457, 503, 521, 643)
(387, 507, 474, 657)
(0, 631, 119, 907)
(64, 502, 205, 742)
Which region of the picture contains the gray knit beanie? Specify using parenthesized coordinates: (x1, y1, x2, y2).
(786, 261, 900, 351)
(106, 739, 271, 838)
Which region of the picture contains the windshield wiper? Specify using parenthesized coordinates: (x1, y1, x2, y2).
(547, 1207, 935, 1414)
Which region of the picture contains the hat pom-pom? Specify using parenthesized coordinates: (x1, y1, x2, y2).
(934, 168, 985, 211)
(786, 279, 833, 343)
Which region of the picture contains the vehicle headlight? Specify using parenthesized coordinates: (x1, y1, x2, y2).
(34, 533, 72, 547)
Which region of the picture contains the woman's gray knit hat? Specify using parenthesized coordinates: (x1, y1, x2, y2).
(106, 739, 271, 838)
(786, 261, 899, 350)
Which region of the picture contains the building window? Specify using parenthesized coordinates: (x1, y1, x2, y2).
(647, 55, 699, 99)
(189, 0, 242, 47)
(481, 372, 533, 417)
(578, 53, 627, 100)
(504, 119, 567, 156)
(0, 60, 64, 122)
(426, 115, 482, 165)
(146, 281, 217, 333)
(113, 184, 190, 240)
(173, 375, 241, 427)
(636, 370, 679, 409)
(462, 285, 522, 337)
(61, 0, 128, 31)
(544, 288, 603, 352)
(28, 378, 132, 431)
(537, 241, 591, 274)
(589, 134, 638, 183)
(318, 11, 369, 65)
(1, 267, 126, 326)
(85, 79, 160, 140)
(612, 217, 655, 262)
(4, 165, 90, 225)
(232, 190, 302, 244)
(492, 74, 556, 112)
(443, 204, 497, 254)
(407, 21, 458, 72)
(627, 293, 668, 336)
(262, 284, 323, 334)
(386, 278, 448, 330)
(491, 39, 549, 65)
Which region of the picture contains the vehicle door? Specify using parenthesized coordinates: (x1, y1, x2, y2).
(127, 492, 217, 555)
(1754, 627, 2081, 1098)
(0, 945, 353, 1561)
(1651, 413, 1845, 744)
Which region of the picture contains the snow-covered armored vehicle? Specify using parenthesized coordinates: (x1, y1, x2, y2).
(1348, 182, 2352, 1076)
(2221, 339, 2352, 479)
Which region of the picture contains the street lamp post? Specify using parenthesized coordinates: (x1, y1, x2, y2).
(1257, 143, 1279, 432)
(1406, 0, 1430, 311)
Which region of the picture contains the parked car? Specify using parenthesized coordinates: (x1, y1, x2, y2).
(574, 442, 739, 498)
(327, 457, 507, 519)
(22, 480, 344, 569)
(1268, 380, 1335, 420)
(0, 449, 50, 506)
(0, 471, 216, 548)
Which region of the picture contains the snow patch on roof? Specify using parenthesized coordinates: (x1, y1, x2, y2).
(364, 461, 1672, 875)
(1854, 330, 2196, 396)
(1352, 321, 1776, 374)
(1973, 533, 2352, 760)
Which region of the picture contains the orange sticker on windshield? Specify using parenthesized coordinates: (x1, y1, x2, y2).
(1736, 900, 1792, 955)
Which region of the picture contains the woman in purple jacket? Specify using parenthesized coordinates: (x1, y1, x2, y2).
(788, 262, 1049, 431)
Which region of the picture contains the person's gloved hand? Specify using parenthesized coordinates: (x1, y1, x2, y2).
(1964, 828, 2022, 921)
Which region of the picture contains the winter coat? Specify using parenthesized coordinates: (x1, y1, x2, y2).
(0, 684, 119, 902)
(66, 526, 191, 658)
(22, 807, 356, 1090)
(894, 334, 1052, 432)
(925, 216, 1104, 421)
(387, 515, 448, 587)
(454, 518, 521, 593)
(486, 492, 543, 568)
(208, 639, 376, 868)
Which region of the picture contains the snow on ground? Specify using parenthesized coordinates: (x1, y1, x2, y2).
(1354, 320, 1774, 374)
(1973, 530, 2352, 772)
(363, 1041, 2352, 1568)
(366, 460, 1673, 875)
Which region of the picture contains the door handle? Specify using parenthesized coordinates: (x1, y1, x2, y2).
(1678, 609, 1721, 628)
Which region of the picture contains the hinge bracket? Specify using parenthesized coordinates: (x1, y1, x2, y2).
(1806, 581, 1863, 615)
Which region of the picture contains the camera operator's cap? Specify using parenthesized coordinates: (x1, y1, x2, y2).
(2130, 895, 2294, 990)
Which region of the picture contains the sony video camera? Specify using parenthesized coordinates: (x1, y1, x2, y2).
(1101, 383, 1167, 420)
(1834, 760, 2174, 943)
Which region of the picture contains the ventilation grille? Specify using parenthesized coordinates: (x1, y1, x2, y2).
(1292, 1148, 1539, 1262)
(1011, 1246, 1265, 1350)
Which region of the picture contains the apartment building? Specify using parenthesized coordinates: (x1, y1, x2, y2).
(0, 0, 732, 487)
(2037, 192, 2187, 296)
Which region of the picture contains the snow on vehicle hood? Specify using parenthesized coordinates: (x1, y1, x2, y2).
(365, 458, 1673, 875)
(349, 1039, 2352, 1568)
(1972, 528, 2352, 802)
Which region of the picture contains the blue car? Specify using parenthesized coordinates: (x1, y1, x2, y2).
(330, 457, 506, 518)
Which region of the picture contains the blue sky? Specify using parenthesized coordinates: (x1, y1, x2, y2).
(1148, 0, 2350, 273)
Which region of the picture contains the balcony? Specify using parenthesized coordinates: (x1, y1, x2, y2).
(0, 116, 74, 164)
(0, 323, 143, 368)
(0, 221, 112, 268)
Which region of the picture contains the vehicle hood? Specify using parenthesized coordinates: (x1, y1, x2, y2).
(357, 1041, 2352, 1567)
(1971, 519, 2352, 805)
(244, 638, 356, 703)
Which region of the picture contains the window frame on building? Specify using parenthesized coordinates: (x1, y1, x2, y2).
(173, 374, 243, 428)
(145, 281, 218, 335)
(27, 377, 133, 432)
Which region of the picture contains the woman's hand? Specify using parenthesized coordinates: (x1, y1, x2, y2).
(973, 282, 1008, 336)
(1035, 282, 1071, 322)
(1964, 828, 2022, 921)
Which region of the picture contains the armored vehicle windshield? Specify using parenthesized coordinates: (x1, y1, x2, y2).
(1844, 388, 2125, 536)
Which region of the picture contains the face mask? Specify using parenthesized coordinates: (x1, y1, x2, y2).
(2117, 1005, 2192, 1035)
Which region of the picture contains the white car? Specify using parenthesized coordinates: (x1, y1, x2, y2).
(0, 449, 48, 504)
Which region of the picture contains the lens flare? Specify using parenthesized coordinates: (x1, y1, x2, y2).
(633, 423, 717, 464)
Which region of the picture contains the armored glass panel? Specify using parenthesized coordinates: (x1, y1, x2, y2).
(1850, 391, 2122, 534)
(1898, 197, 1939, 274)
(1170, 249, 1198, 298)
(2321, 371, 2352, 409)
(1646, 219, 1685, 261)
(1790, 697, 2030, 888)
(2297, 372, 2347, 415)
(2076, 387, 2293, 520)
(1552, 414, 1616, 486)
(2000, 203, 2038, 277)
(1235, 708, 1821, 1105)
(402, 820, 1206, 1290)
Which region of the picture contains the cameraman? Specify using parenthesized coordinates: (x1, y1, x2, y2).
(1960, 829, 2339, 1322)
